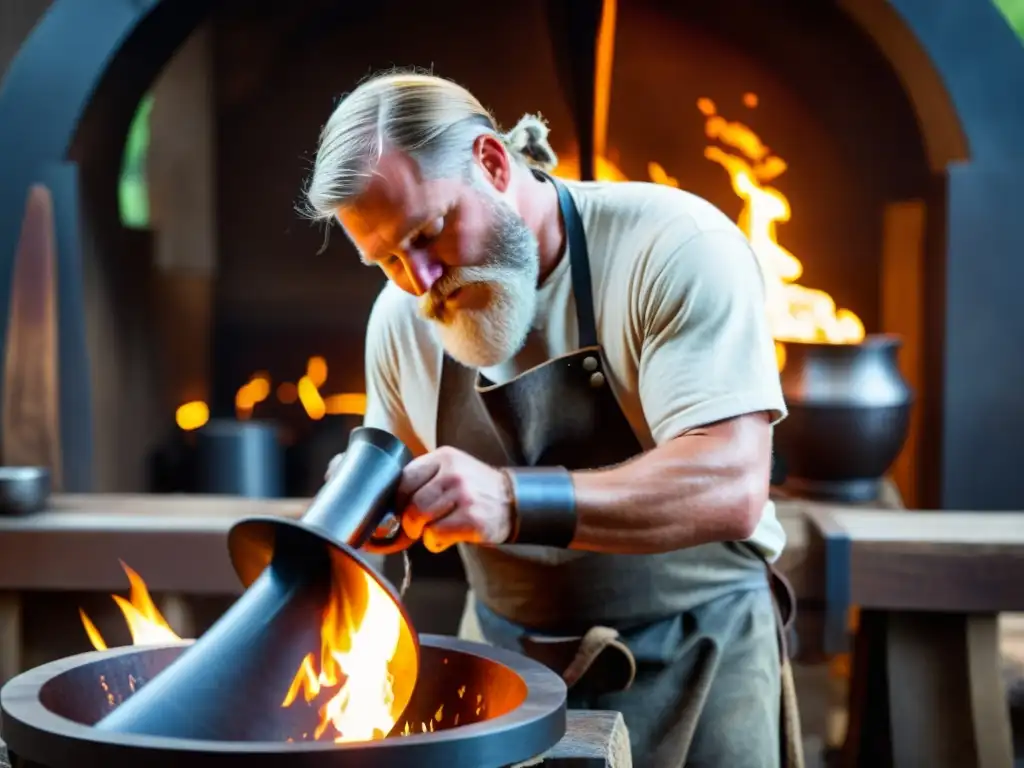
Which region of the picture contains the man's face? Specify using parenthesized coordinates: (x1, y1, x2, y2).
(338, 148, 539, 368)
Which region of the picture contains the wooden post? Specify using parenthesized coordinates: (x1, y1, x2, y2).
(880, 202, 925, 507)
(2, 184, 63, 488)
(0, 184, 65, 685)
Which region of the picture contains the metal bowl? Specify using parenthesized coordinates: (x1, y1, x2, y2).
(0, 637, 568, 768)
(0, 466, 50, 516)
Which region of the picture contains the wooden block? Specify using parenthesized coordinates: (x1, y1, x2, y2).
(514, 710, 630, 767)
(806, 507, 1024, 613)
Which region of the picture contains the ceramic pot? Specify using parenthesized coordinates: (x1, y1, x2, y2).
(774, 334, 913, 502)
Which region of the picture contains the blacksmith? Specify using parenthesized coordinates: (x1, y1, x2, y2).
(313, 71, 798, 768)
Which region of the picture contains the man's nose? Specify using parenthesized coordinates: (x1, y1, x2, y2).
(404, 250, 444, 295)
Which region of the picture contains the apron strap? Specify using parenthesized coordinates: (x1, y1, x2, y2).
(545, 174, 600, 349)
(729, 541, 797, 662)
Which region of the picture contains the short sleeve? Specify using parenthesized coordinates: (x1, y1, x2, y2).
(637, 227, 787, 445)
(363, 290, 427, 456)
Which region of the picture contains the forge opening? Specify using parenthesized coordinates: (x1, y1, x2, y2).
(108, 0, 934, 501)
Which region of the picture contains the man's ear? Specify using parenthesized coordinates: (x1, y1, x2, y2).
(472, 133, 512, 193)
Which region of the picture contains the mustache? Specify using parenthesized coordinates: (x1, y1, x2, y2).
(421, 273, 462, 320)
(420, 264, 509, 319)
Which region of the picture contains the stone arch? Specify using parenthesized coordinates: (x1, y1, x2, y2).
(1, 0, 1023, 501)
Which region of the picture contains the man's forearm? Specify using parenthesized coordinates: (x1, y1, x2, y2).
(567, 413, 772, 555)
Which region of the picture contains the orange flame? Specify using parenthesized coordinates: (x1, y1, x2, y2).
(79, 561, 184, 650)
(549, 0, 862, 371)
(697, 97, 865, 369)
(79, 561, 411, 745)
(553, 94, 865, 371)
(282, 568, 403, 742)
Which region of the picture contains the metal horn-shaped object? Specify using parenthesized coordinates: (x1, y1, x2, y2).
(95, 427, 419, 742)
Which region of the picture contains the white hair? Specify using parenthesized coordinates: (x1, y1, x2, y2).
(304, 70, 559, 223)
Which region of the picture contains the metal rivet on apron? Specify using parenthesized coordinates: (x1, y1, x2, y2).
(589, 371, 605, 388)
(583, 356, 599, 372)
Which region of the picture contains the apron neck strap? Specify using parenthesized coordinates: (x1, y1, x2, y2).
(537, 170, 599, 349)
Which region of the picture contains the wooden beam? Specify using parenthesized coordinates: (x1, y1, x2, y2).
(805, 507, 1024, 613)
(0, 493, 816, 597)
(880, 200, 926, 507)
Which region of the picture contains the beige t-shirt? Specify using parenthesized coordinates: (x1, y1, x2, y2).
(362, 179, 789, 560)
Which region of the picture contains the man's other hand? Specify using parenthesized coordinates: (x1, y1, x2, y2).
(396, 446, 513, 553)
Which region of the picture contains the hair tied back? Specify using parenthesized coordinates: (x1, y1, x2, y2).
(503, 113, 558, 172)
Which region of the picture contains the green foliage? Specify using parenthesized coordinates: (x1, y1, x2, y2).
(117, 94, 154, 229)
(993, 0, 1024, 42)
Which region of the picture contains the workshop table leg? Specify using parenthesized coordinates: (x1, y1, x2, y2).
(843, 609, 1013, 768)
(0, 591, 23, 686)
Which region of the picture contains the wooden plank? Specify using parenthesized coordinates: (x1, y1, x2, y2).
(519, 711, 630, 767)
(805, 507, 1024, 613)
(12, 492, 307, 520)
(0, 493, 816, 597)
(822, 510, 1024, 545)
(0, 494, 307, 594)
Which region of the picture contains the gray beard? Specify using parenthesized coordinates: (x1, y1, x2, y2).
(419, 189, 539, 369)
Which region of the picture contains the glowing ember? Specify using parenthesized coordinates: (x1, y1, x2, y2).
(175, 355, 367, 429)
(79, 561, 185, 650)
(174, 400, 209, 431)
(235, 371, 272, 420)
(281, 568, 403, 743)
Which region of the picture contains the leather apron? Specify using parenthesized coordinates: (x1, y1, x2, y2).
(434, 175, 802, 766)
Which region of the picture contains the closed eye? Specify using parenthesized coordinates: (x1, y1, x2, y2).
(409, 231, 436, 250)
(410, 215, 445, 250)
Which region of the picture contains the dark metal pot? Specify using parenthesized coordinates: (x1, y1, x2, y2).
(773, 334, 913, 502)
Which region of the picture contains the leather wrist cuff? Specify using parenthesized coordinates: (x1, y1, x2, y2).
(503, 467, 577, 548)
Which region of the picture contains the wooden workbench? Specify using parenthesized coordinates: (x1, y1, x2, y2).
(804, 506, 1024, 768)
(0, 492, 1021, 768)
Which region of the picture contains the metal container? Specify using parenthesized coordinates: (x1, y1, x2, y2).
(0, 466, 50, 516)
(195, 419, 284, 498)
(0, 639, 567, 767)
(774, 334, 913, 502)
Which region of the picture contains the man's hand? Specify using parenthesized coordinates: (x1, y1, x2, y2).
(397, 446, 514, 553)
